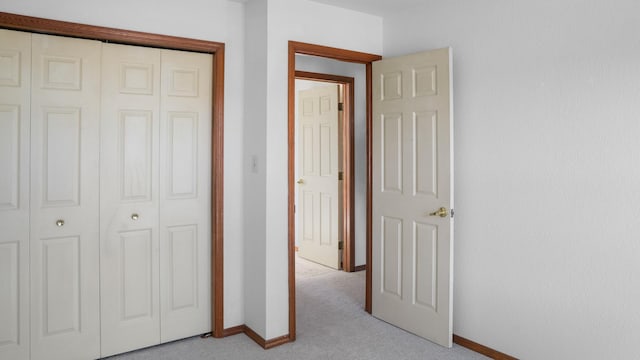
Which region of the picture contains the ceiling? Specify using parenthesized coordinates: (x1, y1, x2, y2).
(309, 0, 425, 16)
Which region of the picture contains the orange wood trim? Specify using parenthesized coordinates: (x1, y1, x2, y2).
(295, 70, 353, 84)
(365, 62, 373, 314)
(243, 326, 267, 348)
(345, 77, 356, 273)
(242, 325, 293, 350)
(264, 334, 293, 349)
(290, 41, 381, 64)
(453, 335, 519, 360)
(222, 325, 245, 337)
(354, 265, 366, 272)
(0, 11, 226, 338)
(212, 45, 226, 338)
(287, 41, 298, 342)
(343, 79, 356, 272)
(0, 12, 223, 53)
(289, 41, 381, 335)
(293, 70, 356, 272)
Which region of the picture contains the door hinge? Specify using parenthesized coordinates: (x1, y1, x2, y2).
(338, 171, 344, 180)
(338, 102, 344, 111)
(450, 208, 455, 218)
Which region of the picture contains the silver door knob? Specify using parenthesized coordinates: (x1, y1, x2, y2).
(56, 219, 65, 227)
(131, 213, 139, 220)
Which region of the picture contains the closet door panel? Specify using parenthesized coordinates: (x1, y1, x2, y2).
(0, 29, 30, 360)
(100, 43, 161, 357)
(159, 49, 212, 342)
(30, 33, 101, 360)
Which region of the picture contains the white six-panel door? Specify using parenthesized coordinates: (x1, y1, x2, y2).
(372, 48, 453, 347)
(159, 49, 212, 342)
(29, 34, 102, 360)
(0, 29, 31, 360)
(100, 43, 162, 357)
(297, 85, 341, 269)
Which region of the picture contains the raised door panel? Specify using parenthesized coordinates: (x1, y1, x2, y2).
(41, 237, 81, 336)
(0, 29, 30, 360)
(301, 190, 315, 242)
(120, 230, 154, 321)
(302, 124, 315, 176)
(0, 105, 20, 211)
(413, 111, 438, 197)
(120, 110, 153, 202)
(166, 112, 198, 199)
(41, 107, 81, 206)
(381, 113, 403, 194)
(30, 33, 101, 360)
(413, 222, 437, 310)
(381, 216, 403, 298)
(0, 243, 21, 354)
(166, 225, 198, 311)
(159, 49, 212, 342)
(100, 43, 161, 357)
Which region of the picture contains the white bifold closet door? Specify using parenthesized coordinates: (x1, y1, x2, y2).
(29, 34, 102, 360)
(100, 43, 162, 357)
(0, 30, 211, 360)
(100, 43, 212, 357)
(158, 49, 212, 343)
(0, 29, 31, 360)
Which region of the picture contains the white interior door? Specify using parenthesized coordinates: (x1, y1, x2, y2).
(30, 33, 102, 360)
(372, 48, 453, 347)
(0, 29, 31, 360)
(297, 84, 341, 269)
(159, 49, 212, 342)
(100, 43, 162, 357)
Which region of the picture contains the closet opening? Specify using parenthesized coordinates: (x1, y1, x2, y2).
(0, 11, 225, 355)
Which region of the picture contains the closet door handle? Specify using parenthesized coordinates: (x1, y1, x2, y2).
(131, 213, 139, 221)
(56, 219, 65, 227)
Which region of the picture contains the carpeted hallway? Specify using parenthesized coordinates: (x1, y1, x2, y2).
(107, 256, 488, 359)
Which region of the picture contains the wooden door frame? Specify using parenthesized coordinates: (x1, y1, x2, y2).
(288, 41, 381, 340)
(0, 12, 226, 338)
(294, 70, 355, 272)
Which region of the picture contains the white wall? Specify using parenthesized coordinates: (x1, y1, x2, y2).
(1, 0, 247, 329)
(384, 1, 640, 359)
(295, 56, 367, 267)
(242, 0, 382, 339)
(242, 0, 268, 336)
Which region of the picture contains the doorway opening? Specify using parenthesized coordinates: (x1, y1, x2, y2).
(288, 41, 381, 340)
(294, 71, 354, 272)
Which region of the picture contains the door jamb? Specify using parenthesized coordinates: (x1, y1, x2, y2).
(0, 12, 226, 338)
(294, 70, 355, 272)
(288, 41, 381, 340)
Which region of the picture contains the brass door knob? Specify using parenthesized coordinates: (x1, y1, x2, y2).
(131, 213, 139, 220)
(297, 179, 304, 184)
(428, 207, 448, 218)
(56, 219, 65, 227)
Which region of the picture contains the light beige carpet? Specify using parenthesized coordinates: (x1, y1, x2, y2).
(295, 253, 336, 279)
(106, 256, 488, 360)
